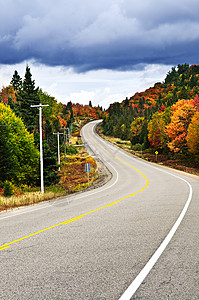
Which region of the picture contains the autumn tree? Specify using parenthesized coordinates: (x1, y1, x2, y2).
(0, 85, 17, 111)
(120, 123, 130, 140)
(130, 117, 146, 145)
(148, 108, 171, 149)
(186, 111, 199, 155)
(166, 99, 196, 152)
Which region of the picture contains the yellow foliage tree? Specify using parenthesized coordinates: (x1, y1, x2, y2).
(187, 111, 199, 154)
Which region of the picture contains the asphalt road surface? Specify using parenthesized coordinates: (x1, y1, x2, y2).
(0, 120, 199, 300)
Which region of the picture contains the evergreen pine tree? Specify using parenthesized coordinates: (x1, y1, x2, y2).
(190, 74, 198, 88)
(124, 97, 129, 107)
(33, 132, 60, 186)
(3, 181, 13, 197)
(66, 101, 74, 120)
(17, 65, 40, 129)
(10, 70, 22, 91)
(39, 141, 61, 186)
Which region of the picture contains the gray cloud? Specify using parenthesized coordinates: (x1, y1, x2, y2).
(0, 0, 199, 71)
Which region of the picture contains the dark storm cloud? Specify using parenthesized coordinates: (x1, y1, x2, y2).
(1, 0, 199, 71)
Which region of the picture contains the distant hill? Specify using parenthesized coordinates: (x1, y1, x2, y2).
(102, 64, 199, 164)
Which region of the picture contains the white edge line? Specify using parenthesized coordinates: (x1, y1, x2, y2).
(119, 173, 193, 300)
(94, 123, 194, 298)
(86, 122, 195, 299)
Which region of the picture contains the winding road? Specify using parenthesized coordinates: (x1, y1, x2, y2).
(0, 120, 199, 299)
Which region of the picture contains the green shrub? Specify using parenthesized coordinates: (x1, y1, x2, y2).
(131, 143, 143, 151)
(66, 145, 78, 154)
(3, 181, 13, 197)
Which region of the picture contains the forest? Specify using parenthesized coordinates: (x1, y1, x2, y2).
(0, 66, 103, 198)
(102, 64, 199, 166)
(1, 63, 199, 201)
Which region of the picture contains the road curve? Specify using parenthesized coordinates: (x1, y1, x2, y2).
(0, 120, 199, 299)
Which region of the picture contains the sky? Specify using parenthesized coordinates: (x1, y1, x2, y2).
(0, 0, 199, 108)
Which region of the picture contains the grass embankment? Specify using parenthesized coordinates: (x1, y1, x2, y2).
(97, 126, 199, 177)
(0, 140, 98, 212)
(59, 152, 98, 193)
(0, 189, 63, 212)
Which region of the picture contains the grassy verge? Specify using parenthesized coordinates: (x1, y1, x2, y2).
(59, 151, 98, 193)
(0, 189, 63, 211)
(97, 126, 199, 176)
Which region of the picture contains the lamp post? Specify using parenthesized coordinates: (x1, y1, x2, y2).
(30, 103, 49, 193)
(60, 127, 67, 159)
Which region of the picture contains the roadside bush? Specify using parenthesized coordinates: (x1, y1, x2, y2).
(65, 145, 78, 154)
(3, 181, 13, 197)
(131, 143, 143, 151)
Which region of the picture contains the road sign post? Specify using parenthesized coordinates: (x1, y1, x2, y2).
(85, 163, 91, 186)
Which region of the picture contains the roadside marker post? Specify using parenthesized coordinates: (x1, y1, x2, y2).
(155, 151, 158, 161)
(85, 163, 91, 186)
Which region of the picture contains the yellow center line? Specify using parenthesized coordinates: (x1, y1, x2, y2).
(0, 246, 11, 251)
(88, 124, 150, 186)
(0, 123, 149, 252)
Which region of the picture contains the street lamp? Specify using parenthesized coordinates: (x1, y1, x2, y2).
(53, 132, 63, 171)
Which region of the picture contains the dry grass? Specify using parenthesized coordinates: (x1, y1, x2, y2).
(59, 153, 98, 192)
(0, 191, 63, 211)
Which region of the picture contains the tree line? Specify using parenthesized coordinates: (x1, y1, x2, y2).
(0, 66, 103, 190)
(102, 64, 199, 164)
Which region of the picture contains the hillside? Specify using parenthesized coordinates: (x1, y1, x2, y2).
(0, 66, 104, 200)
(102, 64, 199, 167)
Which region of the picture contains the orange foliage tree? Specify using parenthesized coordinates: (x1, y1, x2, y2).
(166, 99, 196, 152)
(0, 85, 16, 105)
